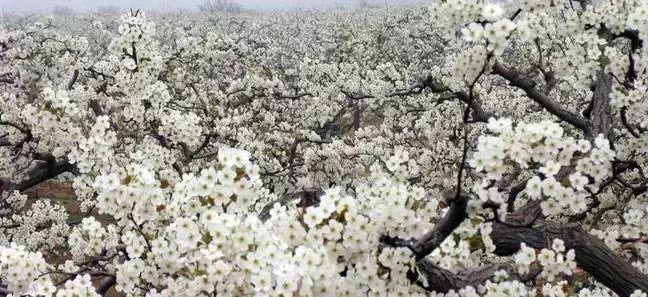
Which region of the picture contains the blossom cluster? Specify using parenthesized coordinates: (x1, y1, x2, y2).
(0, 244, 55, 296)
(514, 239, 576, 281)
(461, 4, 516, 56)
(68, 116, 117, 175)
(88, 149, 443, 296)
(471, 118, 615, 217)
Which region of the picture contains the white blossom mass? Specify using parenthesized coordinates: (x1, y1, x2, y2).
(1, 0, 648, 297)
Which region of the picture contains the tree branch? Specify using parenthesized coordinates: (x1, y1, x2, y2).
(589, 70, 613, 138)
(95, 276, 116, 295)
(409, 259, 515, 293)
(380, 191, 469, 260)
(492, 61, 590, 133)
(389, 193, 648, 296)
(67, 69, 79, 91)
(491, 201, 648, 297)
(8, 159, 76, 192)
(621, 107, 641, 138)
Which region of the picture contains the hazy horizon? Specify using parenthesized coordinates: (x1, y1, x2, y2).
(0, 0, 429, 12)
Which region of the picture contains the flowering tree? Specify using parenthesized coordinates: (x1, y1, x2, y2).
(198, 0, 242, 13)
(1, 0, 648, 296)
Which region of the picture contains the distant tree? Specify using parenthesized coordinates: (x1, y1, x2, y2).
(94, 5, 123, 16)
(357, 0, 384, 9)
(198, 0, 242, 14)
(51, 6, 75, 16)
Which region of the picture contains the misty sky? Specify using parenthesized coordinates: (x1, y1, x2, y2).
(0, 0, 424, 12)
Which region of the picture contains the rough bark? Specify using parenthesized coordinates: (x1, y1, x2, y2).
(589, 70, 613, 138)
(491, 202, 648, 297)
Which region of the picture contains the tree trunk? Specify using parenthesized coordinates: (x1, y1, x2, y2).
(491, 218, 648, 297)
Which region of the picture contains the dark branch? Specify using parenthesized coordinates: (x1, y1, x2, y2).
(588, 70, 613, 138)
(491, 201, 648, 297)
(96, 276, 116, 295)
(12, 159, 76, 192)
(492, 61, 591, 133)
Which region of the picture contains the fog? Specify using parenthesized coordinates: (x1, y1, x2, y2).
(0, 0, 428, 12)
